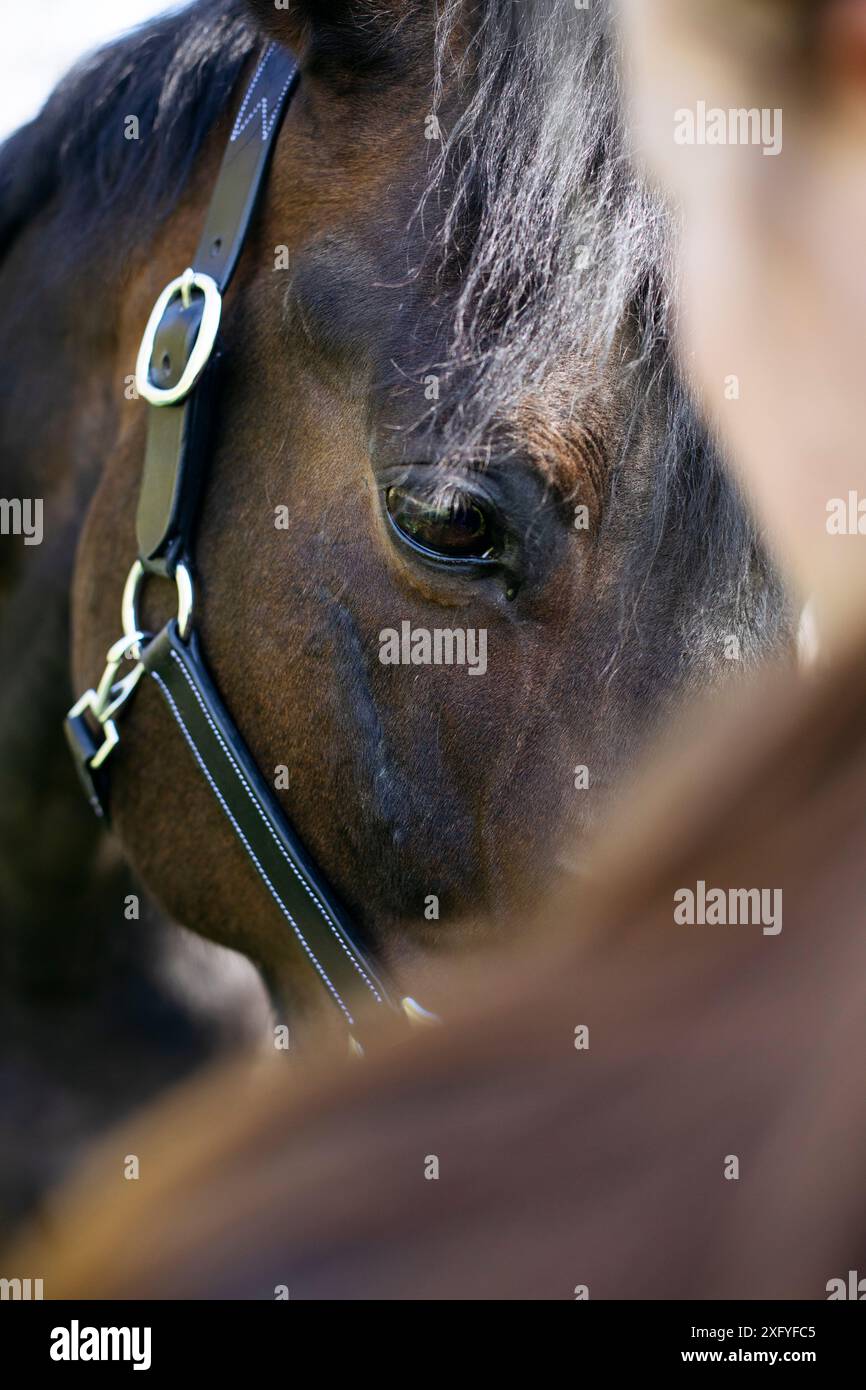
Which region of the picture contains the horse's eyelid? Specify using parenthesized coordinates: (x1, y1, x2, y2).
(390, 469, 505, 515)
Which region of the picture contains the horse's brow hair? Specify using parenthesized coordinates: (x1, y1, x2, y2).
(414, 1, 673, 452)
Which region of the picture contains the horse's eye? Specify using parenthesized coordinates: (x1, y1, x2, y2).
(385, 485, 500, 564)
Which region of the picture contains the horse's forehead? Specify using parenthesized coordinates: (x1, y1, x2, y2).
(254, 54, 646, 497)
(264, 78, 433, 300)
(270, 231, 637, 500)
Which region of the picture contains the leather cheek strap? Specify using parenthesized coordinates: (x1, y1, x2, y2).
(136, 42, 300, 574)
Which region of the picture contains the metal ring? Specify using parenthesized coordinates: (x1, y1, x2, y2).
(400, 996, 441, 1027)
(122, 559, 195, 649)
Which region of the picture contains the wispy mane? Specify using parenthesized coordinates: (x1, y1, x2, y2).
(419, 1, 789, 664)
(425, 0, 670, 435)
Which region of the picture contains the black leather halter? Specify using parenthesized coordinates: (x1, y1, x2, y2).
(65, 43, 431, 1042)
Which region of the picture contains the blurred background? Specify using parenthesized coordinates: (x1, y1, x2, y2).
(0, 0, 171, 141)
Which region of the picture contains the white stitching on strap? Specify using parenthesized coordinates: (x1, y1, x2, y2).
(151, 670, 354, 1026)
(168, 650, 384, 1004)
(230, 42, 298, 144)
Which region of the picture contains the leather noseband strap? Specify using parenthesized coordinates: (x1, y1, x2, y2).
(65, 42, 432, 1041)
(141, 622, 391, 1028)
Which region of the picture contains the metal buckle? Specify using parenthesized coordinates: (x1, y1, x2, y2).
(67, 632, 148, 772)
(135, 268, 222, 407)
(65, 631, 149, 817)
(65, 561, 197, 817)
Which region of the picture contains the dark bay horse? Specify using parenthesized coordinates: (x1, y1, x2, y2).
(0, 0, 790, 1039)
